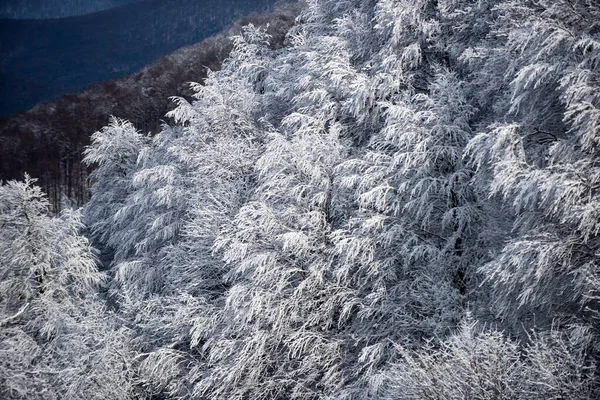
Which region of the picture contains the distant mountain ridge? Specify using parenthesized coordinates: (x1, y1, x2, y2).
(0, 2, 301, 209)
(0, 0, 136, 19)
(0, 0, 279, 117)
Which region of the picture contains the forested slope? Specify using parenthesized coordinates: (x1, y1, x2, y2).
(0, 0, 280, 117)
(0, 3, 300, 210)
(2, 0, 600, 399)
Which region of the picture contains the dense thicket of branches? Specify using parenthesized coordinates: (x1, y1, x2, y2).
(2, 0, 600, 398)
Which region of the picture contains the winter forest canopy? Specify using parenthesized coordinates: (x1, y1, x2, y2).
(2, 0, 600, 398)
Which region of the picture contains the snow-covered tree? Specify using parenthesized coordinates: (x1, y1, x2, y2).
(83, 117, 147, 259)
(0, 177, 133, 399)
(189, 24, 354, 400)
(382, 319, 598, 399)
(466, 0, 600, 332)
(196, 123, 347, 399)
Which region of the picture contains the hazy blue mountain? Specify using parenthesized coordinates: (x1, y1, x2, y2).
(0, 0, 136, 19)
(0, 0, 279, 117)
(0, 3, 300, 210)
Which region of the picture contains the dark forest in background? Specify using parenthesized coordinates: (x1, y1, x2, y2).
(0, 0, 280, 118)
(0, 3, 298, 211)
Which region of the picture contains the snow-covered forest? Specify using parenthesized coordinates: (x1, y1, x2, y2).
(2, 0, 600, 398)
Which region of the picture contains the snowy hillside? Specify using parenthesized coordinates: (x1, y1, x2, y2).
(1, 0, 599, 399)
